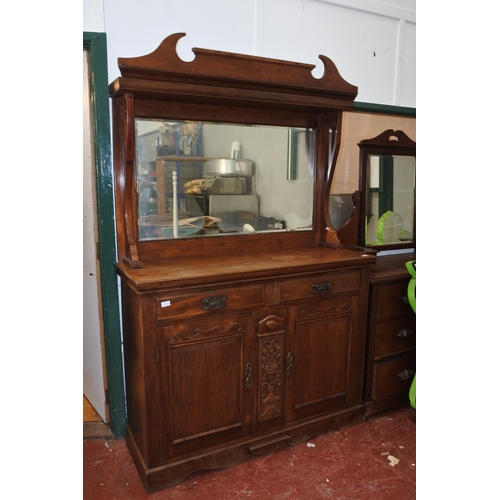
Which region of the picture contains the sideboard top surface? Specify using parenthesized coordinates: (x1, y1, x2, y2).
(369, 253, 416, 282)
(116, 246, 375, 291)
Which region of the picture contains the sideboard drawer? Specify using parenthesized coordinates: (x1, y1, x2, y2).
(371, 354, 416, 400)
(277, 270, 360, 303)
(373, 316, 416, 359)
(156, 284, 265, 322)
(375, 281, 413, 320)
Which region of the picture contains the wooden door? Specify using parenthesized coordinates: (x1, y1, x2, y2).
(156, 313, 254, 461)
(285, 294, 360, 422)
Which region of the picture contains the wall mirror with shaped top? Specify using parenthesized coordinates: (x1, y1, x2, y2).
(358, 129, 415, 250)
(109, 32, 360, 267)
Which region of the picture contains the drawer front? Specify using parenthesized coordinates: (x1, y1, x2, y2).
(374, 316, 416, 359)
(375, 281, 414, 319)
(289, 294, 357, 323)
(371, 354, 416, 400)
(277, 270, 360, 303)
(156, 284, 265, 322)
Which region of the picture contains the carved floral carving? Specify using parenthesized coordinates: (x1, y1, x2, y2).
(170, 322, 244, 344)
(296, 302, 351, 321)
(258, 338, 282, 421)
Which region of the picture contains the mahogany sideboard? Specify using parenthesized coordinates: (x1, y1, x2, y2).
(116, 247, 374, 491)
(108, 33, 378, 492)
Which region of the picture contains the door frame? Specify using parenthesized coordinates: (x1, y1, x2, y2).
(83, 31, 126, 438)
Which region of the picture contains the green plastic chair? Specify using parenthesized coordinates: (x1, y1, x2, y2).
(406, 260, 416, 409)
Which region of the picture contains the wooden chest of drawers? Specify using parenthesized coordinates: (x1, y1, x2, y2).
(363, 254, 416, 416)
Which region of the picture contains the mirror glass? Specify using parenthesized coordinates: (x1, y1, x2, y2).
(365, 154, 415, 246)
(135, 119, 316, 241)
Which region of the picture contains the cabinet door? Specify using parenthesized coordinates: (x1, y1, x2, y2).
(156, 313, 253, 460)
(285, 295, 361, 422)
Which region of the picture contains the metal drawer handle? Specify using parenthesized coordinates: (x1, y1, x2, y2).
(201, 295, 227, 311)
(312, 281, 331, 294)
(398, 369, 415, 381)
(396, 329, 413, 340)
(245, 362, 253, 387)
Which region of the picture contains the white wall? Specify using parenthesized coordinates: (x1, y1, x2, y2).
(83, 0, 415, 107)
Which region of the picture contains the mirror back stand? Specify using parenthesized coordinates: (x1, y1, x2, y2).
(109, 34, 377, 493)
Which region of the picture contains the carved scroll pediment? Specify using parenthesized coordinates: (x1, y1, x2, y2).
(116, 33, 357, 101)
(358, 129, 416, 149)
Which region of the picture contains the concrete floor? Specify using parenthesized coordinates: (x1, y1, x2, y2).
(83, 405, 416, 499)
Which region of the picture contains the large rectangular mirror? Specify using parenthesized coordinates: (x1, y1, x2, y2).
(135, 119, 316, 241)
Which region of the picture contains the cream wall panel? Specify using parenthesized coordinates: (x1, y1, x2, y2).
(332, 111, 416, 194)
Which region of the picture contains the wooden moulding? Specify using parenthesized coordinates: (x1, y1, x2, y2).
(109, 33, 358, 108)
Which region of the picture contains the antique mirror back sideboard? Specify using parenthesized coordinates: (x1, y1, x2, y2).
(109, 33, 376, 493)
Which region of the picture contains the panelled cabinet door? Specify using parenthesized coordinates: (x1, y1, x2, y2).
(285, 295, 360, 422)
(156, 313, 254, 460)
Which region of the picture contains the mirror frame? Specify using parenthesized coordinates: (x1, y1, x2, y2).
(358, 129, 416, 251)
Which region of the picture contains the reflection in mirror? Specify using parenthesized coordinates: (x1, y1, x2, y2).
(135, 119, 316, 240)
(358, 129, 416, 249)
(365, 155, 415, 245)
(328, 194, 354, 231)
